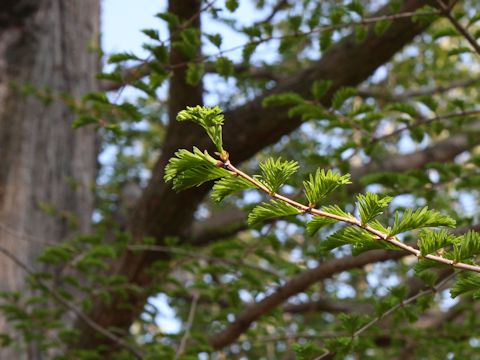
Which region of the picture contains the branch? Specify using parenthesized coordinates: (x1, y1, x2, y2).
(313, 272, 456, 359)
(222, 158, 480, 273)
(190, 207, 248, 246)
(100, 62, 280, 92)
(370, 109, 480, 144)
(351, 129, 480, 180)
(208, 249, 406, 349)
(127, 244, 284, 279)
(0, 245, 144, 359)
(100, 6, 439, 92)
(174, 292, 199, 360)
(283, 298, 373, 315)
(435, 0, 480, 56)
(253, 0, 289, 26)
(357, 78, 480, 101)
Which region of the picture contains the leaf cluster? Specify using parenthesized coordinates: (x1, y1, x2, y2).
(177, 106, 225, 154)
(303, 169, 351, 206)
(259, 157, 299, 193)
(164, 147, 229, 191)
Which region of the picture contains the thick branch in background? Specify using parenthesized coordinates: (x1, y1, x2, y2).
(75, 0, 205, 351)
(209, 249, 407, 349)
(357, 78, 480, 101)
(351, 127, 480, 180)
(76, 0, 445, 351)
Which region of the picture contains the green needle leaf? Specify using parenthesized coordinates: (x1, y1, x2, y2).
(418, 229, 456, 257)
(211, 175, 255, 202)
(248, 200, 299, 226)
(177, 106, 225, 154)
(390, 207, 456, 236)
(306, 216, 337, 236)
(164, 147, 230, 191)
(303, 169, 351, 206)
(259, 157, 299, 193)
(357, 192, 392, 225)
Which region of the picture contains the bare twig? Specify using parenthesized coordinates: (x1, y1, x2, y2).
(174, 292, 200, 360)
(0, 222, 58, 246)
(371, 108, 480, 144)
(313, 272, 456, 360)
(358, 78, 480, 101)
(128, 244, 284, 279)
(253, 0, 289, 26)
(209, 249, 407, 349)
(435, 0, 480, 55)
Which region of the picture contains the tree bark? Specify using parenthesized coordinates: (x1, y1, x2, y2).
(0, 0, 99, 357)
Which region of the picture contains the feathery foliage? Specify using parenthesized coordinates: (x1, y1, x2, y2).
(390, 207, 456, 236)
(357, 192, 392, 224)
(306, 216, 337, 236)
(177, 106, 225, 154)
(248, 200, 299, 226)
(164, 147, 230, 191)
(211, 175, 255, 202)
(418, 229, 456, 257)
(452, 230, 480, 262)
(321, 204, 354, 219)
(303, 169, 351, 206)
(320, 226, 383, 254)
(259, 157, 299, 193)
(451, 272, 480, 298)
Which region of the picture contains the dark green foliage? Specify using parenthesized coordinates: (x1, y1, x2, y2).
(186, 63, 205, 85)
(331, 87, 357, 110)
(451, 272, 480, 298)
(311, 80, 332, 100)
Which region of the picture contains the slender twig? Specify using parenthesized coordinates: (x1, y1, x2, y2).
(435, 0, 480, 56)
(219, 159, 480, 274)
(174, 292, 200, 360)
(313, 272, 456, 360)
(168, 10, 441, 72)
(0, 245, 145, 359)
(371, 108, 480, 144)
(102, 10, 440, 92)
(253, 0, 289, 26)
(128, 244, 284, 279)
(358, 78, 480, 101)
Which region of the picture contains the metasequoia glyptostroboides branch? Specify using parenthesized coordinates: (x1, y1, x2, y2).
(165, 106, 480, 277)
(220, 159, 480, 273)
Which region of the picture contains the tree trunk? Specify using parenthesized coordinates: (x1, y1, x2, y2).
(0, 0, 99, 357)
